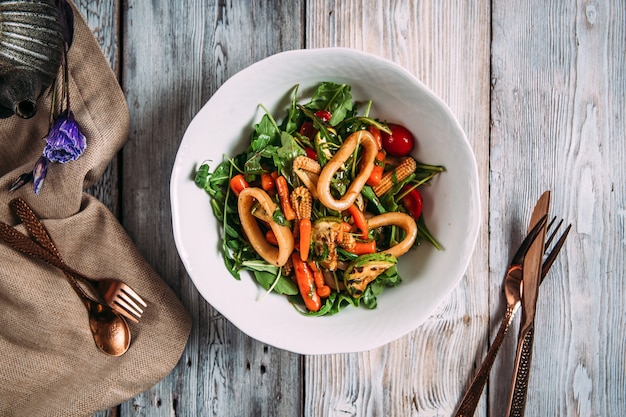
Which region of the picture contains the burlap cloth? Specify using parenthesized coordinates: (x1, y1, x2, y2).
(0, 3, 192, 416)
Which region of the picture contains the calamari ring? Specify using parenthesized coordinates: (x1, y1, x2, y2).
(238, 187, 294, 267)
(317, 130, 378, 212)
(367, 212, 418, 258)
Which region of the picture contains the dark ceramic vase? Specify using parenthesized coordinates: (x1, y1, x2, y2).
(0, 0, 64, 119)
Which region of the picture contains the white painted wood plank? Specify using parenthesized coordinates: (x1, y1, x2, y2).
(81, 0, 625, 415)
(305, 1, 492, 416)
(116, 1, 305, 416)
(490, 0, 626, 416)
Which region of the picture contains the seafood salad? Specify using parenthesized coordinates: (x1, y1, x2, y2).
(195, 82, 444, 316)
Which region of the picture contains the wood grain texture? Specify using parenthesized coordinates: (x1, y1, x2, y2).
(75, 0, 625, 416)
(117, 1, 304, 416)
(305, 1, 491, 416)
(77, 0, 121, 217)
(490, 0, 626, 416)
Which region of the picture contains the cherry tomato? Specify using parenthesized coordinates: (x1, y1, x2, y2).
(314, 110, 332, 122)
(400, 185, 422, 219)
(305, 147, 317, 160)
(381, 123, 415, 156)
(299, 121, 317, 139)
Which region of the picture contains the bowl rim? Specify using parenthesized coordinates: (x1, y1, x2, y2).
(170, 47, 480, 354)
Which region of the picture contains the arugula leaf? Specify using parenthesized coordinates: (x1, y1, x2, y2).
(280, 84, 303, 134)
(245, 145, 278, 176)
(195, 81, 445, 316)
(336, 247, 358, 262)
(417, 215, 443, 251)
(243, 113, 282, 175)
(336, 116, 391, 139)
(272, 207, 291, 227)
(361, 185, 386, 214)
(379, 265, 402, 286)
(297, 105, 339, 166)
(296, 291, 360, 316)
(250, 114, 279, 151)
(194, 163, 211, 189)
(361, 285, 380, 309)
(241, 260, 278, 273)
(361, 265, 401, 309)
(305, 82, 354, 125)
(196, 159, 251, 280)
(241, 260, 298, 295)
(274, 131, 305, 174)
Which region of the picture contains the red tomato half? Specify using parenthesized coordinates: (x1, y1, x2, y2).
(314, 110, 332, 122)
(305, 147, 317, 160)
(381, 123, 415, 156)
(299, 110, 332, 138)
(400, 186, 423, 219)
(299, 121, 317, 139)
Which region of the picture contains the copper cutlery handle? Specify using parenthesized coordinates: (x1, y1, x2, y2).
(0, 221, 95, 303)
(454, 303, 520, 417)
(9, 197, 63, 258)
(0, 221, 90, 284)
(0, 203, 132, 356)
(507, 327, 535, 417)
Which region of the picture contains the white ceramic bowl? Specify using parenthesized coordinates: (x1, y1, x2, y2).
(171, 48, 479, 354)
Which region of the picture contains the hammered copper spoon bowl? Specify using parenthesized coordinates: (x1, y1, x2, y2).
(60, 269, 131, 356)
(8, 197, 146, 323)
(0, 221, 131, 356)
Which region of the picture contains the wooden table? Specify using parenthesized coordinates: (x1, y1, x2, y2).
(83, 1, 625, 416)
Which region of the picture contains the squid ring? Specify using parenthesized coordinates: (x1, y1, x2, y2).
(317, 130, 378, 212)
(367, 212, 418, 258)
(238, 187, 294, 267)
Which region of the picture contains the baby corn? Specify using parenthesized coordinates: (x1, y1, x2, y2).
(372, 157, 417, 196)
(291, 186, 313, 220)
(337, 232, 356, 251)
(293, 155, 321, 199)
(293, 155, 321, 174)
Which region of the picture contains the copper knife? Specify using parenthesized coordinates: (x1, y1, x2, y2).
(506, 191, 550, 416)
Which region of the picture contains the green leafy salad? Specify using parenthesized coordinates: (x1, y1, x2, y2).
(195, 81, 444, 316)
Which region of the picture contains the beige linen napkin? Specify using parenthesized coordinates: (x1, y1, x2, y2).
(0, 2, 191, 416)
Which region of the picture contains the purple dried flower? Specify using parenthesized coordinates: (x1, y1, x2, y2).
(9, 172, 33, 193)
(43, 110, 86, 163)
(33, 156, 49, 195)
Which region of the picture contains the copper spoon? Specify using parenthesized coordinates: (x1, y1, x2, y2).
(8, 197, 146, 323)
(0, 221, 131, 356)
(62, 268, 131, 356)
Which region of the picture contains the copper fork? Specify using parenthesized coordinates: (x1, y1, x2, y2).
(454, 214, 570, 417)
(505, 217, 571, 417)
(8, 198, 147, 323)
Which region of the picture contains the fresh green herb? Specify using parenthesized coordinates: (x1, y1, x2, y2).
(304, 82, 355, 126)
(241, 260, 298, 295)
(272, 207, 289, 227)
(195, 81, 445, 316)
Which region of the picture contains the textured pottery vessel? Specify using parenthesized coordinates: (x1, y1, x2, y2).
(0, 0, 64, 119)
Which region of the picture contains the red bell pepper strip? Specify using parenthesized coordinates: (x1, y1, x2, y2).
(292, 252, 321, 312)
(347, 204, 369, 240)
